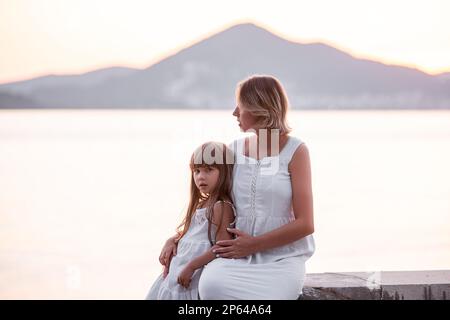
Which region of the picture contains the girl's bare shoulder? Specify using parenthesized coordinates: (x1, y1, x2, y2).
(211, 199, 235, 223)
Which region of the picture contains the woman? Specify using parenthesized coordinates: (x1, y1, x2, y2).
(160, 75, 315, 299)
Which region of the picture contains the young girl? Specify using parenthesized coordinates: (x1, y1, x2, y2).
(146, 141, 236, 300)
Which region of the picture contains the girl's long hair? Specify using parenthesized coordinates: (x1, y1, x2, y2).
(176, 141, 234, 245)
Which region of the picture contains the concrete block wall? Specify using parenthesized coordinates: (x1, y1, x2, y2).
(300, 270, 450, 300)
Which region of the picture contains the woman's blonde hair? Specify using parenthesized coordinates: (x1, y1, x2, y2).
(236, 75, 292, 134)
(176, 141, 234, 245)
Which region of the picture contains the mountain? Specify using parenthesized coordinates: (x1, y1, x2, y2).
(438, 72, 450, 81)
(1, 66, 138, 95)
(0, 23, 449, 109)
(0, 91, 42, 108)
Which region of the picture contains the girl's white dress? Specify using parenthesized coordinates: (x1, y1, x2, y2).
(198, 136, 316, 300)
(146, 202, 235, 300)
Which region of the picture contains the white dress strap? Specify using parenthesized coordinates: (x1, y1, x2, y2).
(282, 136, 304, 163)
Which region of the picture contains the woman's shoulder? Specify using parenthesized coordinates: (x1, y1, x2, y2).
(288, 138, 310, 172)
(282, 135, 307, 169)
(287, 134, 303, 145)
(290, 135, 307, 151)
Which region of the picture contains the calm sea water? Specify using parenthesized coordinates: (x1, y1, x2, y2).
(0, 109, 449, 299)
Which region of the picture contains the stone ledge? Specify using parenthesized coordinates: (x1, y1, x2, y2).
(299, 270, 450, 300)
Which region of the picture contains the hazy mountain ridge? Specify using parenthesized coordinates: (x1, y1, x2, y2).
(0, 91, 42, 108)
(1, 23, 449, 109)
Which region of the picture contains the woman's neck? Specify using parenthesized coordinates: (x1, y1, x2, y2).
(247, 129, 288, 158)
(254, 128, 285, 139)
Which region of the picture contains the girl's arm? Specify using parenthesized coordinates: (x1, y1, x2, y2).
(214, 143, 315, 258)
(177, 201, 235, 288)
(190, 202, 235, 269)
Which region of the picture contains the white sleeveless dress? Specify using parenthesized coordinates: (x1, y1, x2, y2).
(198, 136, 315, 300)
(146, 201, 236, 300)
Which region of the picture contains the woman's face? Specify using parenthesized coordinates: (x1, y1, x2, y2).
(232, 101, 258, 132)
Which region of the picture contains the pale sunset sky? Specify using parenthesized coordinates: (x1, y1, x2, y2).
(0, 0, 449, 84)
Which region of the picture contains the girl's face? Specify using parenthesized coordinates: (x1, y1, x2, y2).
(232, 101, 258, 132)
(193, 166, 220, 195)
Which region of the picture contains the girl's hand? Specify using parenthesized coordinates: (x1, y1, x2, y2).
(213, 228, 256, 258)
(177, 266, 195, 288)
(159, 236, 178, 267)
